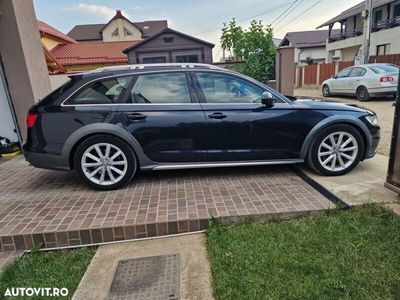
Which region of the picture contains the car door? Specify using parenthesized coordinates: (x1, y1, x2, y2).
(117, 71, 207, 163)
(330, 68, 352, 94)
(192, 71, 297, 161)
(348, 67, 367, 94)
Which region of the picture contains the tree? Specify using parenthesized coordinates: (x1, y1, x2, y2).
(306, 56, 315, 65)
(220, 18, 276, 82)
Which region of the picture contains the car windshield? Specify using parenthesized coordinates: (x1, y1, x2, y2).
(368, 65, 399, 74)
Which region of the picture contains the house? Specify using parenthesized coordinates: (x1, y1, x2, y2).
(318, 0, 400, 62)
(67, 10, 168, 42)
(279, 30, 341, 65)
(123, 28, 214, 64)
(38, 20, 77, 73)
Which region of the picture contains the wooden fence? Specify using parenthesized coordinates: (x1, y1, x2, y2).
(296, 60, 354, 87)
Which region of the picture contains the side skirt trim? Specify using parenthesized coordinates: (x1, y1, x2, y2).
(142, 159, 304, 171)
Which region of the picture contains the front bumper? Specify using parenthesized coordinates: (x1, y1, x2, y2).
(364, 125, 380, 159)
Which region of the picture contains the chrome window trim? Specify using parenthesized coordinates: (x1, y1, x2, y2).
(61, 70, 193, 107)
(61, 69, 291, 107)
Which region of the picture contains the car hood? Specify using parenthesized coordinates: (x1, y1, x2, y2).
(289, 98, 374, 114)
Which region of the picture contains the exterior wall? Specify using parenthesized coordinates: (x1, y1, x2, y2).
(0, 0, 51, 140)
(341, 45, 361, 61)
(295, 47, 340, 65)
(126, 32, 214, 64)
(41, 36, 60, 50)
(369, 26, 400, 55)
(276, 47, 295, 96)
(0, 64, 18, 142)
(102, 19, 142, 42)
(49, 74, 70, 91)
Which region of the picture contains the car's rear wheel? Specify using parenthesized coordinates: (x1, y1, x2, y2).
(322, 85, 331, 97)
(356, 86, 370, 102)
(306, 124, 364, 176)
(74, 135, 137, 190)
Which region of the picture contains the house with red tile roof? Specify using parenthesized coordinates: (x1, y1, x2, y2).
(39, 10, 213, 74)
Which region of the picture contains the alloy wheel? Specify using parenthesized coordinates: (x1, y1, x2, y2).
(317, 131, 358, 172)
(81, 143, 128, 186)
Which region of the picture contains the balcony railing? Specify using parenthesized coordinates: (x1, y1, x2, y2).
(328, 16, 400, 43)
(328, 29, 363, 43)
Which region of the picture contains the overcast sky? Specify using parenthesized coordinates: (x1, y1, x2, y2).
(33, 0, 361, 60)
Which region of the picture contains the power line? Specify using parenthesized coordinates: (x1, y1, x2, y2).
(273, 0, 304, 27)
(275, 0, 327, 32)
(270, 0, 300, 25)
(194, 1, 295, 35)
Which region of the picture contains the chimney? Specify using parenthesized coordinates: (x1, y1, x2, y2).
(115, 10, 123, 18)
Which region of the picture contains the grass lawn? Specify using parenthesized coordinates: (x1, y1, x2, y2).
(207, 205, 400, 300)
(0, 247, 95, 300)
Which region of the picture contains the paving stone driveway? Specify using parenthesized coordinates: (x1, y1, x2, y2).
(0, 157, 334, 251)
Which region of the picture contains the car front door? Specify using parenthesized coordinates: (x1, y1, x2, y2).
(117, 71, 207, 163)
(330, 67, 352, 94)
(193, 71, 297, 161)
(348, 67, 367, 93)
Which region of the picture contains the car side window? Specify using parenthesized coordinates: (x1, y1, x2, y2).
(349, 67, 366, 77)
(129, 73, 191, 104)
(195, 72, 265, 104)
(67, 76, 132, 105)
(336, 68, 352, 78)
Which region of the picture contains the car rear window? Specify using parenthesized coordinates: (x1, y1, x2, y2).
(368, 65, 399, 74)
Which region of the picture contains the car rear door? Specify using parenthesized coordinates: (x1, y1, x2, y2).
(117, 71, 207, 163)
(192, 71, 297, 161)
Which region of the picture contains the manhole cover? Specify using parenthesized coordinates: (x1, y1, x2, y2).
(107, 254, 180, 300)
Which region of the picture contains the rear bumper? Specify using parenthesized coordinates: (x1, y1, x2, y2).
(369, 86, 397, 96)
(23, 147, 70, 171)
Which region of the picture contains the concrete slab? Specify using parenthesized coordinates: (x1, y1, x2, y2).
(299, 154, 400, 206)
(72, 234, 214, 300)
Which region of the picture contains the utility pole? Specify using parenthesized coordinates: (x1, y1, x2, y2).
(361, 0, 373, 64)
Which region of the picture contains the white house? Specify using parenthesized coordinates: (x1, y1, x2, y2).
(318, 0, 400, 63)
(279, 30, 340, 65)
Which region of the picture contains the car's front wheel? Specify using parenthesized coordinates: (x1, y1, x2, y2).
(74, 135, 137, 190)
(306, 124, 364, 176)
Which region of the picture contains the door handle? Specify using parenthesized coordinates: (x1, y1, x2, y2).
(126, 112, 147, 121)
(208, 112, 227, 119)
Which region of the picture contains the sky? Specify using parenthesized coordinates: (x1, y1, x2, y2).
(33, 0, 362, 61)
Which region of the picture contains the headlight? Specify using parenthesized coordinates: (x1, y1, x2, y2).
(365, 114, 378, 126)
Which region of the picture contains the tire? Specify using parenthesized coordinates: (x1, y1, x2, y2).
(322, 85, 331, 97)
(306, 124, 364, 176)
(356, 86, 370, 102)
(74, 135, 137, 190)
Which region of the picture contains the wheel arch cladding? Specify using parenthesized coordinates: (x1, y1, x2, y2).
(60, 123, 145, 169)
(300, 116, 370, 160)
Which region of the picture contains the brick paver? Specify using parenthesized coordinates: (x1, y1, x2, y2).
(0, 157, 334, 251)
(0, 250, 23, 270)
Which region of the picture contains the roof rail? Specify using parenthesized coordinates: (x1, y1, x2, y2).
(90, 63, 224, 73)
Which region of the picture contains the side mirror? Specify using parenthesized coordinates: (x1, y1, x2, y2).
(261, 91, 275, 107)
(332, 75, 337, 79)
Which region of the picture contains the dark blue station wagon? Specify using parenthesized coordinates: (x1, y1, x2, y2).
(23, 63, 380, 190)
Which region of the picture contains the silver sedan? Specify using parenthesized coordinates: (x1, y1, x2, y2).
(322, 63, 399, 101)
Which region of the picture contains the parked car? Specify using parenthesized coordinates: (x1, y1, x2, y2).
(322, 63, 399, 101)
(24, 63, 380, 190)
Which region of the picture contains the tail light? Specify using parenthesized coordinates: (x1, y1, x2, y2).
(26, 113, 38, 128)
(380, 76, 394, 82)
